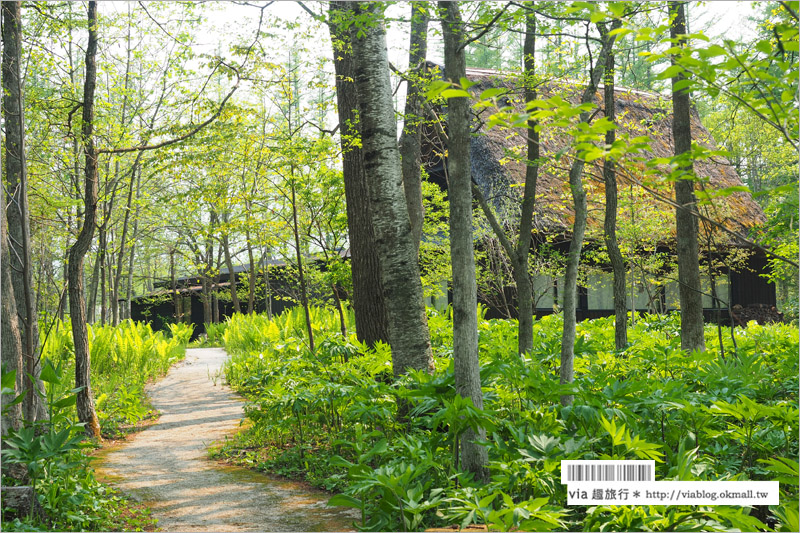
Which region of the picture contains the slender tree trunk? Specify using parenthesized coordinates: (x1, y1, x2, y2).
(399, 3, 428, 253)
(212, 272, 220, 324)
(60, 248, 68, 322)
(670, 1, 705, 353)
(440, 1, 488, 483)
(109, 9, 133, 326)
(245, 228, 256, 314)
(468, 8, 539, 356)
(113, 163, 138, 325)
(349, 2, 434, 377)
(87, 247, 100, 323)
(516, 7, 539, 355)
(170, 250, 179, 322)
(290, 176, 315, 352)
(560, 21, 620, 406)
(201, 274, 213, 325)
(67, 0, 101, 439)
(222, 227, 241, 314)
(332, 284, 348, 338)
(263, 259, 273, 320)
(3, 0, 46, 423)
(98, 217, 107, 325)
(1, 188, 24, 434)
(602, 38, 628, 351)
(328, 1, 390, 347)
(124, 169, 142, 321)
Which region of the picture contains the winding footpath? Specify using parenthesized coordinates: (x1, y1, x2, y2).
(94, 347, 356, 532)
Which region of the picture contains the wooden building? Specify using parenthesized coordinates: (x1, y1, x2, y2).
(125, 258, 301, 339)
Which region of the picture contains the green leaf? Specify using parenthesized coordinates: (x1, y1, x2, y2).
(479, 88, 507, 100)
(39, 361, 61, 385)
(53, 394, 78, 410)
(1, 369, 16, 391)
(328, 493, 362, 509)
(425, 80, 450, 101)
(672, 78, 695, 92)
(589, 10, 607, 23)
(658, 65, 684, 80)
(755, 40, 773, 55)
(441, 89, 472, 99)
(700, 44, 728, 58)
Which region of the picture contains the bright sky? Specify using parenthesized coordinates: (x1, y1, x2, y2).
(95, 1, 766, 130)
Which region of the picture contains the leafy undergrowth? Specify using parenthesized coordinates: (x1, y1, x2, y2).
(1, 320, 192, 531)
(214, 306, 799, 532)
(188, 321, 228, 348)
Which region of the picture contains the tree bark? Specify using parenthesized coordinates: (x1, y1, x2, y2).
(1, 192, 24, 434)
(440, 1, 488, 483)
(516, 7, 539, 355)
(87, 247, 100, 323)
(66, 0, 101, 439)
(290, 176, 315, 352)
(602, 36, 628, 351)
(245, 228, 256, 314)
(560, 20, 620, 406)
(670, 1, 705, 352)
(2, 0, 46, 423)
(123, 167, 142, 320)
(221, 221, 242, 314)
(328, 1, 390, 348)
(349, 2, 434, 377)
(470, 9, 539, 356)
(98, 213, 108, 324)
(399, 3, 429, 253)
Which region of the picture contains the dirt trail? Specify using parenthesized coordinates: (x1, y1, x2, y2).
(94, 347, 356, 532)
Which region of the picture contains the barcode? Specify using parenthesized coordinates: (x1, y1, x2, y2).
(561, 460, 655, 484)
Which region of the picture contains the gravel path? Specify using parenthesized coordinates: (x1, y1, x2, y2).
(94, 347, 356, 532)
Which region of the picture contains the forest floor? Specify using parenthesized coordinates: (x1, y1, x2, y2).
(92, 347, 357, 532)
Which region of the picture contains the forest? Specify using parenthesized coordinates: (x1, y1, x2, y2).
(1, 1, 798, 532)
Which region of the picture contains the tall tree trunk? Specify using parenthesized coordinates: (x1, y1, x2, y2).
(201, 274, 213, 325)
(2, 0, 46, 423)
(290, 176, 315, 352)
(98, 215, 107, 325)
(109, 9, 133, 326)
(440, 1, 488, 483)
(170, 250, 179, 322)
(123, 167, 142, 321)
(87, 247, 100, 323)
(349, 2, 434, 377)
(263, 257, 273, 320)
(669, 1, 705, 352)
(221, 227, 241, 314)
(471, 9, 539, 356)
(602, 37, 628, 351)
(67, 0, 101, 439)
(328, 1, 390, 347)
(245, 227, 256, 314)
(112, 162, 138, 325)
(1, 187, 24, 434)
(559, 21, 620, 406)
(399, 3, 428, 253)
(516, 7, 539, 355)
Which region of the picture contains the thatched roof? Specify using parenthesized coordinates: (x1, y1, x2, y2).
(426, 67, 767, 245)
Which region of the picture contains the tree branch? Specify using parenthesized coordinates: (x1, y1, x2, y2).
(98, 66, 239, 155)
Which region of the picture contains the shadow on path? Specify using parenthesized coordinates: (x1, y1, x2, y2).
(94, 347, 357, 532)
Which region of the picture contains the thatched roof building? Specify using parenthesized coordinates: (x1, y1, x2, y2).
(424, 67, 767, 244)
(421, 67, 776, 320)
